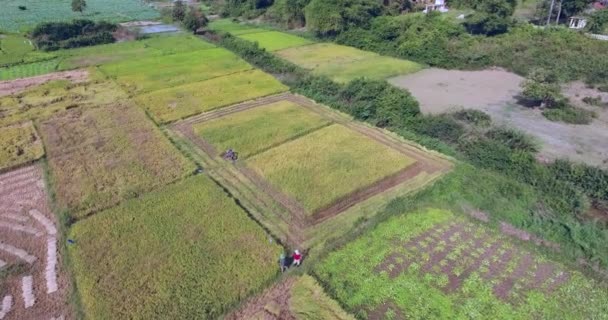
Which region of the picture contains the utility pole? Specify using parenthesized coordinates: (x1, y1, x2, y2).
(547, 0, 556, 25)
(555, 1, 562, 25)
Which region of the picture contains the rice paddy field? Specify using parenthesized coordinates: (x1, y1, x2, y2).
(315, 208, 608, 319)
(68, 175, 282, 319)
(0, 0, 159, 32)
(40, 103, 193, 218)
(0, 121, 44, 170)
(248, 124, 416, 213)
(209, 19, 424, 83)
(0, 34, 55, 67)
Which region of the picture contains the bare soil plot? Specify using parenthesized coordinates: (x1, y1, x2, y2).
(0, 165, 70, 320)
(0, 122, 44, 172)
(316, 209, 608, 319)
(0, 70, 88, 97)
(39, 103, 194, 219)
(225, 275, 354, 320)
(170, 93, 452, 251)
(390, 68, 608, 168)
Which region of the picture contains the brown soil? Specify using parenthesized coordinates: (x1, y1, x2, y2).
(367, 300, 405, 320)
(0, 70, 88, 97)
(225, 277, 297, 320)
(0, 165, 71, 320)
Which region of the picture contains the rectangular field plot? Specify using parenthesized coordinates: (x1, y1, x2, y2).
(316, 209, 608, 319)
(40, 103, 194, 218)
(208, 19, 268, 35)
(193, 100, 330, 158)
(136, 70, 288, 124)
(0, 122, 44, 170)
(237, 31, 313, 52)
(276, 43, 375, 70)
(101, 48, 252, 93)
(68, 175, 281, 319)
(247, 124, 416, 214)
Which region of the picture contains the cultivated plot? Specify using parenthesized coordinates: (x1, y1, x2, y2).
(226, 275, 355, 320)
(237, 31, 314, 52)
(137, 69, 288, 124)
(39, 103, 194, 218)
(101, 48, 252, 94)
(0, 122, 44, 171)
(316, 209, 608, 319)
(0, 164, 69, 320)
(171, 94, 452, 251)
(68, 175, 281, 319)
(208, 19, 269, 35)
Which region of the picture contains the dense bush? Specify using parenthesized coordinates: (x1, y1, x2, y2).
(451, 109, 492, 127)
(485, 127, 538, 152)
(31, 20, 117, 51)
(542, 107, 595, 124)
(305, 0, 383, 36)
(264, 0, 310, 27)
(409, 115, 465, 144)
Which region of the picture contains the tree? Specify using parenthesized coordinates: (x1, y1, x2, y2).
(71, 0, 86, 14)
(521, 68, 563, 108)
(587, 9, 608, 34)
(305, 0, 382, 36)
(559, 0, 593, 18)
(172, 0, 186, 22)
(464, 0, 516, 35)
(183, 7, 209, 33)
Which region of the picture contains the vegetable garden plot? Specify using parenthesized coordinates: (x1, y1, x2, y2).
(0, 121, 44, 171)
(39, 103, 194, 219)
(170, 93, 452, 252)
(136, 69, 288, 124)
(237, 31, 314, 52)
(316, 209, 608, 319)
(0, 164, 70, 320)
(68, 175, 281, 320)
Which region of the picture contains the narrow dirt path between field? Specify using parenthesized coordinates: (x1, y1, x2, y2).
(224, 277, 297, 320)
(0, 70, 88, 97)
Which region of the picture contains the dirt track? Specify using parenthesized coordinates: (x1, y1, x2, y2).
(0, 70, 88, 97)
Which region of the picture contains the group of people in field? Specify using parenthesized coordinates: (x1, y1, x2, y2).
(279, 249, 302, 272)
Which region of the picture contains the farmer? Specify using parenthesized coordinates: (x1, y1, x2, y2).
(292, 249, 302, 267)
(279, 253, 288, 272)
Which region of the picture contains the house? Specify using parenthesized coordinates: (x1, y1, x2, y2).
(568, 1, 606, 29)
(421, 0, 449, 13)
(569, 16, 588, 29)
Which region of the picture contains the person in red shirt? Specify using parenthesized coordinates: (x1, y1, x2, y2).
(292, 249, 302, 267)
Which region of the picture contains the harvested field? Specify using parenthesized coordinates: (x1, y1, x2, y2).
(0, 122, 44, 171)
(136, 69, 289, 124)
(0, 77, 125, 127)
(192, 100, 330, 158)
(39, 103, 194, 218)
(316, 208, 608, 319)
(0, 69, 88, 97)
(0, 165, 70, 319)
(170, 93, 452, 252)
(390, 68, 608, 168)
(237, 31, 313, 52)
(100, 48, 252, 93)
(247, 124, 416, 213)
(276, 43, 375, 69)
(68, 175, 281, 319)
(226, 275, 354, 320)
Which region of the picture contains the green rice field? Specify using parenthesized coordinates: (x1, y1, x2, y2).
(0, 34, 56, 67)
(68, 175, 281, 319)
(316, 208, 608, 319)
(247, 124, 416, 213)
(208, 19, 269, 35)
(137, 69, 288, 124)
(0, 59, 58, 80)
(0, 0, 159, 32)
(193, 100, 330, 157)
(237, 31, 313, 52)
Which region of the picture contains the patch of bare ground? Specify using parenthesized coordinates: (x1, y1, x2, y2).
(0, 165, 70, 319)
(225, 277, 297, 320)
(0, 70, 88, 97)
(366, 300, 405, 320)
(390, 69, 608, 169)
(374, 221, 570, 301)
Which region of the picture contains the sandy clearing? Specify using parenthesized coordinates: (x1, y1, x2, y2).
(0, 296, 12, 319)
(21, 276, 35, 308)
(390, 68, 608, 168)
(0, 243, 37, 264)
(0, 70, 88, 97)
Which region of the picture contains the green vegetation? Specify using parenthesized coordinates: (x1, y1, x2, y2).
(68, 175, 281, 319)
(101, 48, 252, 93)
(40, 103, 194, 218)
(137, 69, 288, 124)
(248, 124, 415, 213)
(208, 19, 269, 35)
(0, 122, 44, 170)
(238, 31, 313, 51)
(276, 42, 375, 69)
(0, 34, 55, 67)
(289, 275, 355, 319)
(0, 79, 125, 127)
(193, 100, 330, 157)
(313, 55, 423, 83)
(315, 208, 608, 319)
(0, 0, 158, 32)
(0, 59, 59, 80)
(31, 20, 117, 51)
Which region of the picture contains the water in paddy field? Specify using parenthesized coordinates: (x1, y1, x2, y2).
(138, 24, 181, 34)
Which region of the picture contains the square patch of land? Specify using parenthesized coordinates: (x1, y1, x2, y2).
(276, 43, 375, 70)
(68, 175, 281, 319)
(316, 55, 423, 83)
(247, 124, 416, 214)
(39, 103, 194, 218)
(237, 31, 314, 52)
(0, 122, 44, 171)
(135, 69, 288, 124)
(101, 48, 252, 93)
(192, 100, 331, 158)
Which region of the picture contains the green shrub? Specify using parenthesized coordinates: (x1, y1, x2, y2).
(31, 19, 117, 51)
(409, 115, 465, 144)
(451, 109, 492, 127)
(542, 107, 595, 125)
(485, 127, 538, 153)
